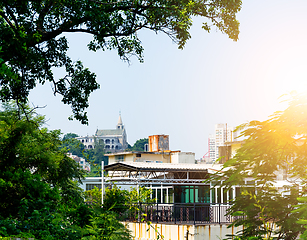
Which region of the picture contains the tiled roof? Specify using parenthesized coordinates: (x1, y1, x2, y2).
(96, 129, 124, 136)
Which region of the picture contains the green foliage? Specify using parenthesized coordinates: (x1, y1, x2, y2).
(128, 138, 148, 152)
(0, 103, 84, 219)
(84, 139, 107, 176)
(60, 134, 107, 176)
(227, 188, 301, 239)
(0, 103, 132, 240)
(83, 187, 136, 240)
(84, 186, 153, 240)
(85, 186, 103, 210)
(86, 185, 147, 221)
(61, 134, 85, 158)
(102, 186, 154, 215)
(63, 133, 79, 140)
(90, 139, 107, 165)
(103, 186, 129, 214)
(232, 237, 262, 240)
(82, 211, 132, 240)
(0, 103, 89, 239)
(85, 163, 102, 177)
(213, 93, 307, 239)
(127, 186, 154, 206)
(0, 0, 241, 123)
(146, 222, 164, 240)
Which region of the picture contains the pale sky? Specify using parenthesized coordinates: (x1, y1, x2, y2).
(29, 0, 307, 158)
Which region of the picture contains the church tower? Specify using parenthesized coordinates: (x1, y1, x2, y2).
(116, 112, 127, 149)
(116, 112, 124, 130)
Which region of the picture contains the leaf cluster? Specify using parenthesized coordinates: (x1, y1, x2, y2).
(127, 138, 148, 152)
(82, 211, 132, 240)
(61, 134, 85, 158)
(85, 185, 154, 222)
(60, 134, 107, 177)
(213, 93, 307, 239)
(0, 0, 241, 123)
(0, 103, 132, 239)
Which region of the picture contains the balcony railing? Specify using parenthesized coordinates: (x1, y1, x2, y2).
(121, 203, 242, 225)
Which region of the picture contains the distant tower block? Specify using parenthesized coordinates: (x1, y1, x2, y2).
(148, 135, 169, 152)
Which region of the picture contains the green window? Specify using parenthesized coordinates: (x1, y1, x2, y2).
(157, 189, 161, 203)
(174, 185, 210, 203)
(217, 188, 221, 203)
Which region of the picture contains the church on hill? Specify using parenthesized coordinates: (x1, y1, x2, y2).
(76, 114, 128, 153)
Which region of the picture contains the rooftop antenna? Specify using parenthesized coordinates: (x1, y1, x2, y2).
(225, 123, 228, 162)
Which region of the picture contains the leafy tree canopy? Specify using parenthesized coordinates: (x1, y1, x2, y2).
(61, 133, 85, 157)
(83, 138, 108, 177)
(0, 0, 241, 124)
(63, 132, 79, 140)
(0, 103, 92, 239)
(91, 138, 107, 165)
(128, 138, 148, 151)
(61, 133, 105, 161)
(214, 93, 307, 239)
(0, 103, 133, 239)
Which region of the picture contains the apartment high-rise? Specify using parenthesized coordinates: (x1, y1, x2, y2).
(209, 123, 237, 162)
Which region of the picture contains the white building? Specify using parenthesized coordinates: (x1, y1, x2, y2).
(76, 114, 128, 153)
(209, 135, 216, 162)
(209, 124, 237, 162)
(68, 153, 91, 172)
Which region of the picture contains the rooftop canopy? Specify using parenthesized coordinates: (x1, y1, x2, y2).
(104, 162, 212, 172)
(104, 162, 223, 185)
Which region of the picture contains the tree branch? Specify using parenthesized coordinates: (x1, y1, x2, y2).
(0, 11, 17, 33)
(5, 5, 19, 29)
(26, 2, 170, 47)
(37, 0, 55, 32)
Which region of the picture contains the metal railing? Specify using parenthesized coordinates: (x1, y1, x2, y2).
(121, 203, 242, 225)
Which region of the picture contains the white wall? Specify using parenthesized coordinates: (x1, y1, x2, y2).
(125, 222, 243, 240)
(171, 152, 195, 164)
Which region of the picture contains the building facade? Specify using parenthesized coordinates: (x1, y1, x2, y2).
(68, 153, 91, 172)
(106, 150, 195, 165)
(148, 135, 169, 152)
(76, 114, 128, 153)
(209, 123, 237, 162)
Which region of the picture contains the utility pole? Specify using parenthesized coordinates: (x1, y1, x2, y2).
(101, 162, 104, 206)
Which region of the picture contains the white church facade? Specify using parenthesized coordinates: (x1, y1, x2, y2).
(76, 114, 128, 153)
